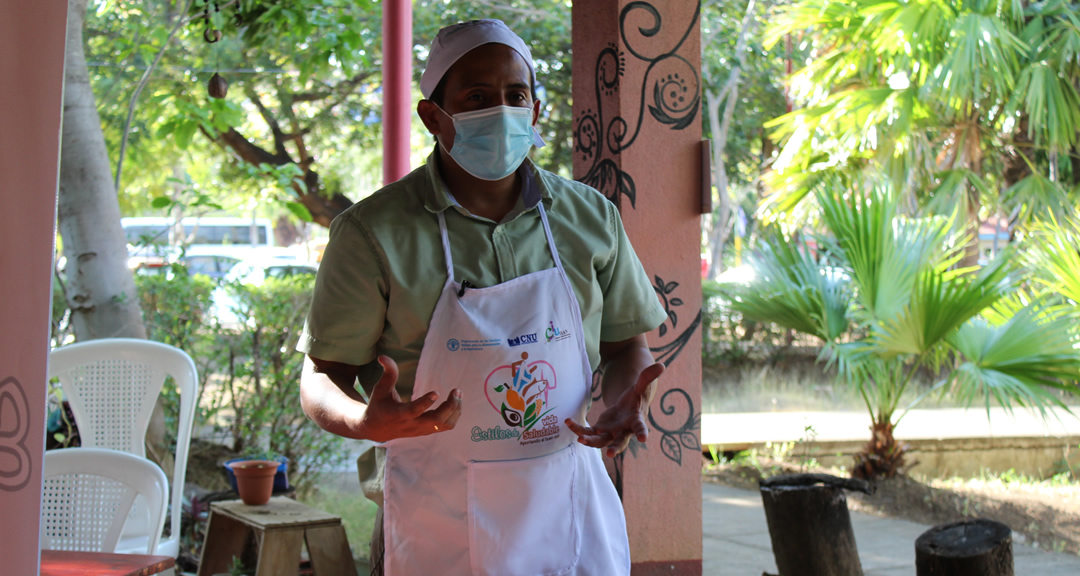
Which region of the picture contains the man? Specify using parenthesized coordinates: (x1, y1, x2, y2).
(298, 19, 666, 575)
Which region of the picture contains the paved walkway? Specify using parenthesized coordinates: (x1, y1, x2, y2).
(701, 406, 1080, 446)
(703, 482, 1080, 575)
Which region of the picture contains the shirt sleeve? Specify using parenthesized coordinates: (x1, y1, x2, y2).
(596, 201, 668, 342)
(296, 210, 387, 366)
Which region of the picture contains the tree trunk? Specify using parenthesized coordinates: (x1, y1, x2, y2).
(60, 0, 172, 472)
(58, 0, 146, 341)
(915, 519, 1013, 576)
(706, 89, 732, 280)
(853, 418, 906, 479)
(759, 474, 865, 576)
(704, 0, 757, 280)
(958, 187, 982, 270)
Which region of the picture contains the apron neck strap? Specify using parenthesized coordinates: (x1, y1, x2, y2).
(535, 202, 564, 272)
(437, 210, 455, 279)
(436, 201, 564, 283)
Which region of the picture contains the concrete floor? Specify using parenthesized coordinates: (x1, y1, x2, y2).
(703, 482, 1080, 575)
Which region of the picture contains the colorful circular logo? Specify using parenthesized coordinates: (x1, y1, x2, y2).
(446, 338, 460, 352)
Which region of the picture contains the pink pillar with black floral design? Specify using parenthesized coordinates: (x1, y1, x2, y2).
(573, 2, 704, 574)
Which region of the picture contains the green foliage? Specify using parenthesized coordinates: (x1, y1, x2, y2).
(761, 0, 1080, 234)
(137, 265, 215, 350)
(702, 0, 791, 189)
(204, 276, 346, 492)
(725, 232, 850, 341)
(1025, 215, 1080, 309)
(718, 181, 1080, 477)
(134, 271, 345, 494)
(86, 0, 385, 222)
(701, 279, 812, 365)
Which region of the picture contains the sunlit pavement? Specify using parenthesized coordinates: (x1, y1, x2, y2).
(703, 482, 1080, 575)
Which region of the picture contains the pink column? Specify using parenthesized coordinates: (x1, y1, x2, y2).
(0, 1, 69, 573)
(574, 2, 704, 574)
(382, 0, 413, 185)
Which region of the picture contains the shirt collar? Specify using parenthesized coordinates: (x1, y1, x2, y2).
(421, 149, 551, 215)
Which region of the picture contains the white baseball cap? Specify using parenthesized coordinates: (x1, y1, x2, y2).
(420, 19, 536, 100)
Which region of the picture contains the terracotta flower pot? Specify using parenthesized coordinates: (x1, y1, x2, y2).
(227, 460, 279, 505)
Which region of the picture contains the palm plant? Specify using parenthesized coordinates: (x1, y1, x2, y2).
(722, 183, 1080, 479)
(760, 0, 1080, 264)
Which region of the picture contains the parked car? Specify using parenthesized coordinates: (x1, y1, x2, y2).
(178, 252, 242, 281)
(210, 259, 318, 327)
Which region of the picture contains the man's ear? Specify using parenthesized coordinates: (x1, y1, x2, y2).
(531, 99, 542, 126)
(417, 100, 443, 136)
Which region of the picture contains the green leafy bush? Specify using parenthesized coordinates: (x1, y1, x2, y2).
(205, 276, 346, 491)
(136, 270, 345, 494)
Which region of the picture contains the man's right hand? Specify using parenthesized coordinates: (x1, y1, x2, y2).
(354, 355, 463, 443)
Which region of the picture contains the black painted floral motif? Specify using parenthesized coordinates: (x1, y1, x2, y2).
(653, 274, 683, 338)
(648, 388, 701, 466)
(574, 1, 701, 208)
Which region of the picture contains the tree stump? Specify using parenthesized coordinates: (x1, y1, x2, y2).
(759, 474, 869, 576)
(915, 519, 1013, 576)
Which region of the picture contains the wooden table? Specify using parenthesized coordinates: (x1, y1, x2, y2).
(197, 497, 356, 576)
(40, 550, 175, 576)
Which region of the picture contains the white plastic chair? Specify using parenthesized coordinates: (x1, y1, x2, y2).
(41, 447, 169, 554)
(48, 338, 199, 558)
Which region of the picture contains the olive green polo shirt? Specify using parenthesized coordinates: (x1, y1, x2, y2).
(297, 153, 666, 398)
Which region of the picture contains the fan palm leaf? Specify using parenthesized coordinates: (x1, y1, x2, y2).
(723, 233, 852, 341)
(948, 302, 1080, 415)
(817, 186, 961, 325)
(1025, 215, 1080, 307)
(874, 251, 1016, 357)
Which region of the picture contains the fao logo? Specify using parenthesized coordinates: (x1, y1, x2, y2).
(447, 339, 461, 352)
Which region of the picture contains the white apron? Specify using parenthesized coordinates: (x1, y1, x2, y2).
(382, 203, 630, 576)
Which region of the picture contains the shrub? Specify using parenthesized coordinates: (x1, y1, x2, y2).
(134, 270, 345, 494)
(204, 276, 347, 491)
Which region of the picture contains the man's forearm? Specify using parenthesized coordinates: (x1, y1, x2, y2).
(300, 356, 369, 440)
(598, 335, 657, 406)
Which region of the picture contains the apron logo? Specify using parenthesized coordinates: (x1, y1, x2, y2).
(447, 338, 461, 352)
(545, 320, 572, 343)
(507, 333, 538, 347)
(483, 352, 558, 435)
(470, 426, 521, 442)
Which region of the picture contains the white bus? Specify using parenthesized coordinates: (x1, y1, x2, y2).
(122, 216, 275, 249)
(122, 217, 282, 272)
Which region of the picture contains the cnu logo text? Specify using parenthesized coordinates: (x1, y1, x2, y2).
(507, 333, 538, 347)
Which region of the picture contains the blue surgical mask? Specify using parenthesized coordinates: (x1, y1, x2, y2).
(438, 105, 545, 181)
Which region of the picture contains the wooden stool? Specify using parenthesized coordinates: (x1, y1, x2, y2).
(197, 497, 357, 576)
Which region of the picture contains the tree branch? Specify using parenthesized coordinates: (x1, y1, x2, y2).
(245, 86, 292, 160)
(210, 126, 287, 167)
(114, 0, 196, 192)
(293, 70, 377, 104)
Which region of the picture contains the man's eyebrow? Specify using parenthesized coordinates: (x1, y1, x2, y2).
(459, 81, 530, 90)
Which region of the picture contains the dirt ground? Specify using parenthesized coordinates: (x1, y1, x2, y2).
(705, 460, 1080, 555)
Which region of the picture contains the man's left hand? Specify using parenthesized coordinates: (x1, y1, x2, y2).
(565, 362, 665, 458)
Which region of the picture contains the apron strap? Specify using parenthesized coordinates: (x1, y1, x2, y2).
(437, 211, 455, 280)
(536, 202, 565, 274)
